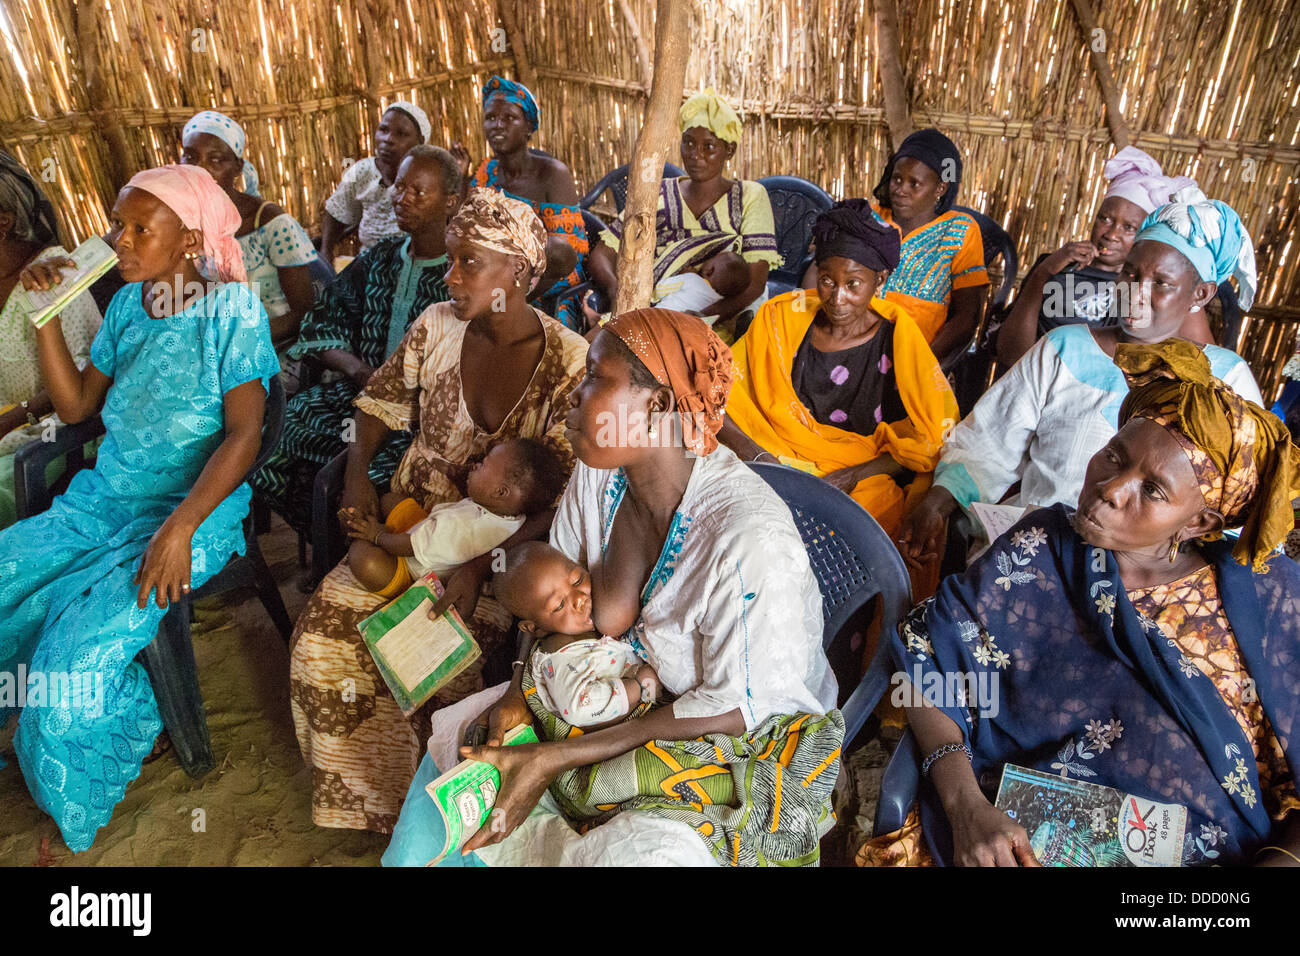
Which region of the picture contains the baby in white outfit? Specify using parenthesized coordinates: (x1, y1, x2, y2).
(494, 541, 660, 729)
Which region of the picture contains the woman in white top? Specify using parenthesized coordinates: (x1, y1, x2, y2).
(180, 110, 318, 344)
(0, 151, 102, 527)
(900, 189, 1264, 569)
(320, 102, 430, 266)
(382, 308, 841, 867)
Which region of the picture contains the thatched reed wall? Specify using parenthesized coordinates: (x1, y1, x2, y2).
(2, 0, 1297, 393)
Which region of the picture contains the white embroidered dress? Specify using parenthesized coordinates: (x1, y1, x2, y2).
(551, 444, 837, 731)
(935, 324, 1263, 511)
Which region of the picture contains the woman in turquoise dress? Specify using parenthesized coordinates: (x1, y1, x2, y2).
(0, 164, 277, 852)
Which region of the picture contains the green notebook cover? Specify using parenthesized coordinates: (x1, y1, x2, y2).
(424, 723, 539, 865)
(356, 571, 481, 716)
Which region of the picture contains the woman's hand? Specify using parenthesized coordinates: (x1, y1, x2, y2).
(348, 358, 375, 391)
(897, 487, 956, 570)
(947, 790, 1041, 867)
(459, 740, 562, 854)
(19, 256, 76, 292)
(340, 506, 383, 542)
(822, 465, 864, 494)
(135, 516, 196, 609)
(0, 405, 26, 438)
(449, 141, 473, 183)
(473, 684, 534, 747)
(429, 554, 490, 622)
(338, 476, 380, 524)
(1041, 241, 1098, 276)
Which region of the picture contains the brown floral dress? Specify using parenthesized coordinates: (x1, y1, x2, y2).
(288, 302, 588, 831)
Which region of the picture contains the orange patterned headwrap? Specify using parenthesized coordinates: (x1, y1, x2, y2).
(604, 308, 734, 456)
(1116, 339, 1300, 570)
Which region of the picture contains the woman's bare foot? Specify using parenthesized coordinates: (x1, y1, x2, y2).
(143, 731, 172, 765)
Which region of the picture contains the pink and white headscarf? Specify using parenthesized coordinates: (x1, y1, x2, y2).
(1103, 146, 1196, 215)
(124, 164, 247, 282)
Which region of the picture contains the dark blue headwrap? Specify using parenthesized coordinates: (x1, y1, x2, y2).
(872, 128, 963, 215)
(482, 75, 540, 132)
(812, 198, 900, 272)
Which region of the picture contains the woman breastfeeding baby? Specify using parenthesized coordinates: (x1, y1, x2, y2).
(383, 308, 842, 867)
(0, 164, 277, 852)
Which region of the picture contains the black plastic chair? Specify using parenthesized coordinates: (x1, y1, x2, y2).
(310, 448, 350, 587)
(579, 161, 686, 212)
(1214, 281, 1244, 352)
(746, 461, 911, 745)
(14, 377, 293, 778)
(943, 206, 1020, 415)
(756, 175, 834, 296)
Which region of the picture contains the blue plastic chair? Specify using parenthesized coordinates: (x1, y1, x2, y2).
(745, 461, 911, 745)
(14, 377, 293, 777)
(756, 175, 834, 296)
(579, 161, 686, 212)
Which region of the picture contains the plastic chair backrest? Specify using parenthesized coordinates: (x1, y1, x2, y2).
(745, 461, 911, 649)
(756, 176, 834, 289)
(1215, 281, 1244, 352)
(249, 375, 286, 479)
(579, 162, 686, 211)
(951, 205, 1018, 312)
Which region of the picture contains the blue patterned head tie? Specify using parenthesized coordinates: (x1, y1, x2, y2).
(182, 110, 259, 197)
(1137, 185, 1256, 310)
(482, 75, 540, 131)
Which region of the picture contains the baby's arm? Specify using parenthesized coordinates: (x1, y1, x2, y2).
(633, 663, 660, 704)
(340, 507, 415, 556)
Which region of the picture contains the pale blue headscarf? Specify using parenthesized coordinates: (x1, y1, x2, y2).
(1136, 185, 1256, 309)
(182, 110, 259, 197)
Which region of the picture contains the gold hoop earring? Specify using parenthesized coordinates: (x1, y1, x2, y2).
(1168, 538, 1180, 563)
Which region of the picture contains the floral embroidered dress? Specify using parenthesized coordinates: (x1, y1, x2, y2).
(858, 505, 1299, 867)
(288, 302, 587, 832)
(0, 281, 277, 851)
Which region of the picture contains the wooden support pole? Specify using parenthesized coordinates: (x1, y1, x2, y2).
(613, 0, 689, 315)
(498, 1, 538, 92)
(873, 0, 913, 150)
(1068, 0, 1131, 148)
(618, 0, 653, 92)
(354, 0, 385, 111)
(74, 0, 130, 194)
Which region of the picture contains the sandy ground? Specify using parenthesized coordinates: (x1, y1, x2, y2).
(0, 516, 886, 867)
(0, 517, 387, 867)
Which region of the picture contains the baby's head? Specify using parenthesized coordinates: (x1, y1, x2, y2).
(699, 251, 749, 297)
(465, 438, 566, 518)
(494, 541, 593, 636)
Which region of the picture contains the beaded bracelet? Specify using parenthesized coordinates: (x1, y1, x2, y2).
(921, 741, 972, 777)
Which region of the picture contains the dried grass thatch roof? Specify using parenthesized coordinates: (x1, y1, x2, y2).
(1, 0, 1297, 391)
